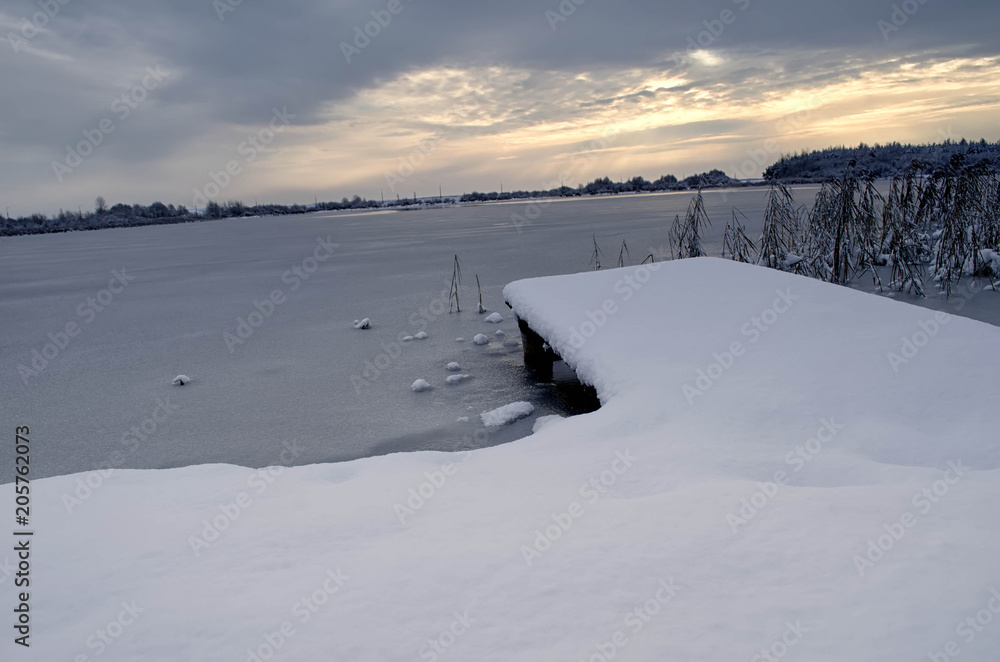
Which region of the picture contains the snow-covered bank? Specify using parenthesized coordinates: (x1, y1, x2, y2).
(4, 258, 999, 660)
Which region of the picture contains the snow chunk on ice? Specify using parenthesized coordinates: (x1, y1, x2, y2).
(415, 331, 429, 340)
(480, 401, 534, 427)
(495, 330, 505, 337)
(402, 336, 414, 342)
(456, 416, 470, 422)
(978, 248, 1000, 276)
(353, 318, 371, 329)
(472, 334, 489, 345)
(455, 338, 465, 342)
(484, 312, 504, 323)
(532, 414, 565, 433)
(172, 375, 191, 386)
(446, 362, 461, 372)
(410, 379, 432, 392)
(446, 374, 472, 385)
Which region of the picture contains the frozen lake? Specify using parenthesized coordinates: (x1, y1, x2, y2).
(2, 187, 996, 480)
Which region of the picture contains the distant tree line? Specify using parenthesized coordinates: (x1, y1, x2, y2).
(459, 170, 735, 202)
(6, 140, 998, 237)
(764, 139, 1000, 182)
(0, 170, 740, 237)
(0, 196, 384, 237)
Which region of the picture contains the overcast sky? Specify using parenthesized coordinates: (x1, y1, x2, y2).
(2, 0, 999, 215)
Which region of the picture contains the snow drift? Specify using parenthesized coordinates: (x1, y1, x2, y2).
(3, 257, 999, 661)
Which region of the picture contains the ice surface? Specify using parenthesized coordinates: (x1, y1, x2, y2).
(2, 189, 997, 482)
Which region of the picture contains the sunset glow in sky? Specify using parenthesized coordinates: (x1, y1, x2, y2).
(2, 0, 999, 214)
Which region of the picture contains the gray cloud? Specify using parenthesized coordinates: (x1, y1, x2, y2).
(1, 0, 999, 212)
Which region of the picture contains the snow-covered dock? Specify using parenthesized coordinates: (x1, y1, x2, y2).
(6, 258, 999, 661)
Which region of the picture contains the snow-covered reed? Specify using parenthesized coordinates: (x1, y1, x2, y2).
(711, 158, 1000, 297)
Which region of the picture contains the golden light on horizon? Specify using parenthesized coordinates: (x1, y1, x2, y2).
(155, 51, 1000, 201)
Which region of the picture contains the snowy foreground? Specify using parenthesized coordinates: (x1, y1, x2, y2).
(5, 258, 1000, 660)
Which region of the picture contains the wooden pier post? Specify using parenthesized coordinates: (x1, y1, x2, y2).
(516, 315, 559, 381)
